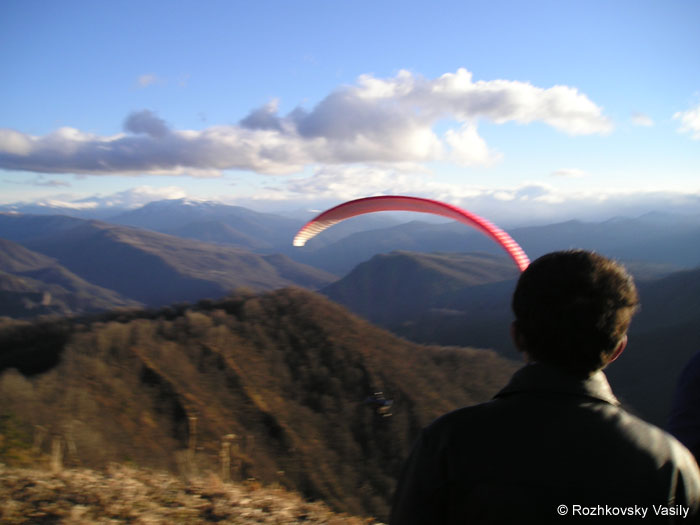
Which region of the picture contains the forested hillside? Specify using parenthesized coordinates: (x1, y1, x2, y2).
(0, 288, 517, 520)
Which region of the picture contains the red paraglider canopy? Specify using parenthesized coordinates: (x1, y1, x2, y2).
(293, 195, 530, 272)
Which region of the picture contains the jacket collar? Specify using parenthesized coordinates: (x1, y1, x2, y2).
(495, 362, 620, 406)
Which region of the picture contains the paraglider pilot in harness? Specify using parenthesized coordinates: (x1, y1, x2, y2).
(365, 391, 394, 417)
(390, 250, 700, 524)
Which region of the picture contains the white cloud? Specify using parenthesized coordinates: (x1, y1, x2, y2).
(674, 102, 700, 140)
(285, 166, 431, 201)
(423, 69, 613, 135)
(0, 69, 612, 177)
(631, 112, 654, 127)
(40, 199, 98, 210)
(281, 165, 497, 206)
(551, 168, 586, 178)
(251, 166, 700, 225)
(445, 123, 502, 166)
(281, 167, 577, 211)
(34, 178, 71, 188)
(91, 185, 188, 208)
(114, 184, 186, 200)
(0, 121, 307, 176)
(137, 74, 159, 88)
(0, 129, 33, 155)
(2, 175, 71, 188)
(23, 185, 189, 210)
(457, 186, 700, 224)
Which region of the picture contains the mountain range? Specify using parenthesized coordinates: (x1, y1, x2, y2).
(109, 199, 302, 253)
(0, 238, 138, 317)
(0, 212, 334, 315)
(4, 198, 700, 275)
(2, 200, 699, 426)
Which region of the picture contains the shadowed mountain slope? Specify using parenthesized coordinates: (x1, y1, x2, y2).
(323, 251, 518, 326)
(605, 267, 700, 426)
(0, 214, 335, 307)
(0, 238, 139, 318)
(110, 199, 301, 253)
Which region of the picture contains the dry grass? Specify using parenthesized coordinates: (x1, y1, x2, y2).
(0, 463, 382, 524)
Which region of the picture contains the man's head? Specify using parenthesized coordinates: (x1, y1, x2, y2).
(511, 250, 639, 377)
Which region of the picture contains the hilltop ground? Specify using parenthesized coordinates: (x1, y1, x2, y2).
(0, 463, 379, 524)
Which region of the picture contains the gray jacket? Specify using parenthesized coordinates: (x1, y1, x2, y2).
(391, 363, 700, 524)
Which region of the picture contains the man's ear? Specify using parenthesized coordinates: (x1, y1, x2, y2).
(607, 334, 628, 365)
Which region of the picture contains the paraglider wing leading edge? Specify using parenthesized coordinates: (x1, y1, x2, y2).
(293, 195, 530, 272)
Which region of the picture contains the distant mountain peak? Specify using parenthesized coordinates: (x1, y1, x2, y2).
(143, 197, 217, 207)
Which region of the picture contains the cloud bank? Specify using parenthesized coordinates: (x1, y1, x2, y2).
(34, 186, 188, 210)
(268, 167, 700, 225)
(0, 69, 612, 177)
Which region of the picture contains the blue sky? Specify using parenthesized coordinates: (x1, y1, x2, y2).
(1, 0, 699, 224)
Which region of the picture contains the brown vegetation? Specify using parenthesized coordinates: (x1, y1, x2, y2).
(0, 288, 518, 520)
(0, 463, 377, 524)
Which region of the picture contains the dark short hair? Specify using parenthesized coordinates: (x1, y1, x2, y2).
(511, 250, 639, 376)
